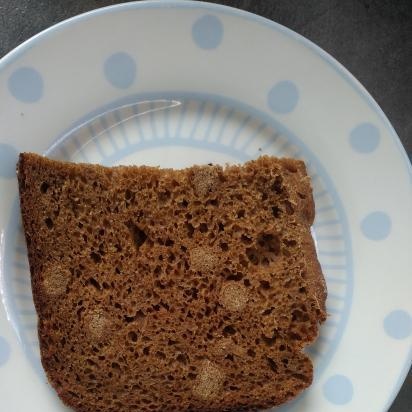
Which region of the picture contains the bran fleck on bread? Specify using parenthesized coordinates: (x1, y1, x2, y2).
(17, 153, 327, 412)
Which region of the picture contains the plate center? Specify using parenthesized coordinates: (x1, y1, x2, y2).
(5, 94, 352, 383)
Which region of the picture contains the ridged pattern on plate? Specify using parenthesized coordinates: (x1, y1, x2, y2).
(6, 96, 352, 387)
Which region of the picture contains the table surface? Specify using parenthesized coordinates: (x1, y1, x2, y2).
(0, 0, 411, 411)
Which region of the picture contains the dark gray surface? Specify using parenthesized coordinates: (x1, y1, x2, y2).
(0, 0, 411, 411)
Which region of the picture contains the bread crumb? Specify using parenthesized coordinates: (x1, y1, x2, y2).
(219, 282, 248, 311)
(42, 265, 70, 296)
(192, 360, 224, 400)
(212, 337, 245, 357)
(87, 309, 109, 340)
(190, 247, 219, 273)
(191, 166, 220, 196)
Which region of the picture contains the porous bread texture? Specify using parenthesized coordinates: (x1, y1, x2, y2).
(18, 153, 326, 412)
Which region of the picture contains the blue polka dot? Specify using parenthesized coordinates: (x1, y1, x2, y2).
(0, 336, 11, 366)
(0, 144, 18, 178)
(8, 67, 44, 103)
(384, 310, 412, 340)
(361, 211, 391, 240)
(104, 52, 137, 89)
(192, 15, 223, 49)
(267, 81, 299, 114)
(350, 123, 380, 153)
(323, 374, 353, 405)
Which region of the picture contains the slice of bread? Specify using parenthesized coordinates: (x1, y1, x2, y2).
(17, 153, 326, 412)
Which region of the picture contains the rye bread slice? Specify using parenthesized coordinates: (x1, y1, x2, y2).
(17, 153, 326, 412)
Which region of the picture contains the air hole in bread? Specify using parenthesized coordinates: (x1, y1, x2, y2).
(165, 238, 174, 247)
(259, 280, 271, 290)
(289, 332, 302, 341)
(247, 233, 281, 266)
(262, 334, 277, 346)
(90, 252, 102, 263)
(124, 189, 134, 201)
(45, 217, 53, 229)
(262, 307, 274, 316)
(246, 248, 259, 265)
(226, 273, 242, 281)
(271, 175, 283, 194)
(111, 362, 120, 371)
(186, 223, 194, 238)
(272, 206, 281, 218)
(88, 277, 101, 290)
(241, 234, 253, 245)
(247, 349, 256, 357)
(176, 353, 188, 364)
(128, 331, 138, 342)
(207, 198, 219, 207)
(267, 357, 278, 372)
(158, 190, 171, 203)
(126, 221, 147, 248)
(76, 306, 85, 320)
(219, 242, 229, 251)
(154, 280, 165, 289)
(284, 239, 297, 247)
(223, 325, 236, 336)
(292, 309, 310, 322)
(284, 200, 294, 215)
(124, 311, 141, 323)
(40, 181, 49, 193)
(258, 233, 280, 253)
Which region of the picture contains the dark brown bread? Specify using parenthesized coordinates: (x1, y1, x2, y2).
(17, 153, 327, 412)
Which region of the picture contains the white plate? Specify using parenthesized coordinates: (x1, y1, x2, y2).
(0, 1, 411, 411)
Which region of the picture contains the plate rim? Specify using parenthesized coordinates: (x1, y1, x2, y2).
(0, 0, 410, 182)
(0, 1, 410, 410)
